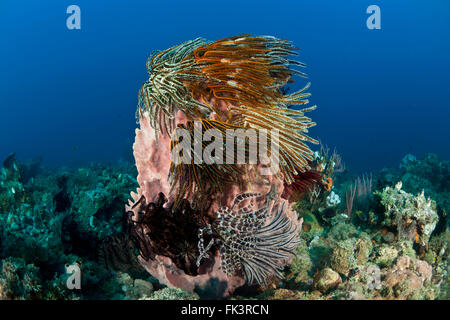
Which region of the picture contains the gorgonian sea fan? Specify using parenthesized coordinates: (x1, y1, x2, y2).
(138, 34, 318, 185)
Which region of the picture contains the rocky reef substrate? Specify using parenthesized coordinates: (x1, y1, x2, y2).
(0, 153, 447, 300)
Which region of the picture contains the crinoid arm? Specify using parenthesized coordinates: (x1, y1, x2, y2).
(138, 37, 212, 134)
(127, 34, 321, 297)
(239, 202, 300, 285)
(138, 35, 318, 188)
(197, 193, 300, 286)
(168, 119, 247, 208)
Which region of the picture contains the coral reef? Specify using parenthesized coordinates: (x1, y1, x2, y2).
(312, 268, 341, 293)
(0, 29, 448, 300)
(378, 153, 449, 233)
(382, 256, 433, 299)
(0, 151, 447, 300)
(0, 155, 158, 300)
(377, 181, 438, 248)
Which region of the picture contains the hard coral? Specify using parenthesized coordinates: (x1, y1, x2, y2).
(378, 181, 439, 248)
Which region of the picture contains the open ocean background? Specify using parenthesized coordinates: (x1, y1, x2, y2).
(1, 0, 449, 173)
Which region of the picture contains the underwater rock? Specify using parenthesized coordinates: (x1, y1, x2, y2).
(399, 154, 417, 170)
(0, 154, 25, 214)
(299, 212, 324, 240)
(372, 240, 420, 269)
(312, 268, 341, 293)
(69, 164, 137, 240)
(133, 279, 154, 297)
(374, 245, 399, 268)
(0, 156, 145, 300)
(327, 216, 359, 241)
(111, 272, 154, 299)
(378, 181, 439, 248)
(382, 231, 395, 243)
(329, 240, 355, 276)
(0, 256, 78, 300)
(354, 238, 373, 266)
(289, 239, 314, 286)
(345, 264, 383, 300)
(328, 236, 372, 276)
(331, 253, 438, 300)
(427, 230, 449, 299)
(377, 153, 449, 235)
(307, 236, 334, 272)
(382, 256, 434, 299)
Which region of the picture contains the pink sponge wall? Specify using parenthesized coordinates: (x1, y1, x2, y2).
(126, 109, 302, 298)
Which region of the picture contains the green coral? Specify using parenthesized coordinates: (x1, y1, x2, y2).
(289, 239, 314, 287)
(327, 216, 359, 241)
(0, 157, 143, 300)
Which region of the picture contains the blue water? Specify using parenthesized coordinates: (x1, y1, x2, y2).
(1, 0, 449, 172)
